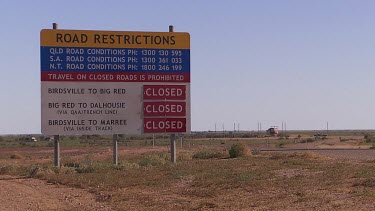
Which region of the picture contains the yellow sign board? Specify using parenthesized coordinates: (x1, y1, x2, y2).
(41, 29, 190, 49)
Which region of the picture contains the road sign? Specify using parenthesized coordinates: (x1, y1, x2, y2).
(41, 29, 190, 135)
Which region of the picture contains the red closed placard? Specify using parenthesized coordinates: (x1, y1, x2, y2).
(144, 101, 186, 117)
(143, 118, 186, 133)
(143, 85, 186, 100)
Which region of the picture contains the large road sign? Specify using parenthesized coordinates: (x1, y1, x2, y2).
(41, 29, 190, 135)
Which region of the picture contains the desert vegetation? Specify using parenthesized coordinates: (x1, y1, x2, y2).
(1, 131, 375, 210)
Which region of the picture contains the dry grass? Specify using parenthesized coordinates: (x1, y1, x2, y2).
(1, 145, 375, 209)
(9, 153, 24, 159)
(192, 149, 227, 159)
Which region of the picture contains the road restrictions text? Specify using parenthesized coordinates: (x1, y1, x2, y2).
(41, 82, 142, 135)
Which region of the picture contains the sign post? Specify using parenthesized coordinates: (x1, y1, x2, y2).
(52, 23, 60, 167)
(169, 25, 176, 163)
(113, 134, 118, 165)
(41, 25, 190, 165)
(53, 134, 60, 167)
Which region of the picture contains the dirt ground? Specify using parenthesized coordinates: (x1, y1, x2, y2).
(260, 135, 375, 160)
(0, 175, 113, 211)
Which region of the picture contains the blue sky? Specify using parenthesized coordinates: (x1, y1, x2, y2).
(1, 0, 375, 134)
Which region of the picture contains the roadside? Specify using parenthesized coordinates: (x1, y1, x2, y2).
(0, 175, 113, 211)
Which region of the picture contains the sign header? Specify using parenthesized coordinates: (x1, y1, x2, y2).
(41, 29, 190, 49)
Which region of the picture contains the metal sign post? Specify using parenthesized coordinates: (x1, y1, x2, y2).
(53, 134, 60, 167)
(113, 134, 118, 165)
(53, 23, 60, 168)
(169, 25, 176, 163)
(153, 134, 155, 148)
(170, 133, 176, 163)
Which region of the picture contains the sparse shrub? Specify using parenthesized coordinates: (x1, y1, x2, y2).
(192, 150, 226, 159)
(59, 166, 76, 174)
(27, 165, 40, 177)
(353, 178, 375, 188)
(86, 135, 101, 140)
(288, 152, 325, 160)
(252, 148, 261, 155)
(314, 136, 321, 141)
(10, 153, 24, 159)
(68, 136, 77, 140)
(364, 134, 375, 143)
(340, 137, 351, 142)
(270, 153, 287, 160)
(33, 165, 60, 178)
(276, 142, 286, 148)
(69, 161, 116, 174)
(178, 152, 193, 161)
(82, 154, 93, 166)
(75, 165, 95, 173)
(116, 161, 140, 170)
(128, 136, 137, 140)
(138, 153, 168, 166)
(0, 165, 14, 174)
(64, 162, 80, 168)
(0, 164, 30, 176)
(229, 142, 251, 158)
(305, 138, 315, 143)
(79, 135, 87, 140)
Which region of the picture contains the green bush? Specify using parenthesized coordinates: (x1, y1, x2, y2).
(229, 143, 251, 158)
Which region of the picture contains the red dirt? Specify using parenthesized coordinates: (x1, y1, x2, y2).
(0, 175, 113, 211)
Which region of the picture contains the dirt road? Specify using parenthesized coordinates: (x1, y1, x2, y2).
(0, 175, 113, 211)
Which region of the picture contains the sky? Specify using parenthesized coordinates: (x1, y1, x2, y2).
(1, 0, 375, 134)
